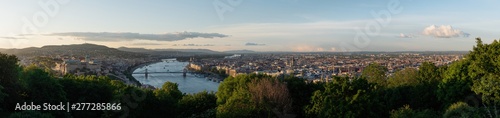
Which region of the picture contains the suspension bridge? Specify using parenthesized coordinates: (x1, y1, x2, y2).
(132, 68, 190, 79)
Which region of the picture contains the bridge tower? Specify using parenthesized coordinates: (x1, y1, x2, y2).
(145, 68, 148, 79)
(182, 69, 187, 77)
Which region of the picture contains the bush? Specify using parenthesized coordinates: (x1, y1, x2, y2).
(443, 102, 482, 118)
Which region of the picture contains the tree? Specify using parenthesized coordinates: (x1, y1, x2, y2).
(0, 85, 6, 108)
(305, 77, 378, 118)
(284, 76, 323, 118)
(20, 66, 67, 103)
(216, 74, 253, 118)
(216, 74, 291, 118)
(443, 102, 482, 118)
(155, 82, 183, 101)
(178, 91, 217, 118)
(416, 62, 441, 83)
(247, 78, 293, 117)
(362, 63, 388, 85)
(104, 87, 164, 118)
(387, 68, 419, 87)
(0, 53, 22, 111)
(153, 82, 183, 117)
(58, 75, 115, 117)
(19, 66, 69, 117)
(466, 38, 500, 104)
(8, 110, 54, 118)
(389, 105, 440, 118)
(437, 60, 476, 108)
(390, 105, 415, 118)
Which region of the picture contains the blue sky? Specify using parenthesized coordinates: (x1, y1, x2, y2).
(1, 0, 500, 52)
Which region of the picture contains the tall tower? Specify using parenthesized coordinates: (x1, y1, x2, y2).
(326, 73, 329, 83)
(85, 54, 90, 62)
(145, 68, 148, 79)
(290, 58, 295, 68)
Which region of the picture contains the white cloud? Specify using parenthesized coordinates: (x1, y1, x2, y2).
(422, 25, 469, 38)
(330, 47, 337, 51)
(399, 33, 414, 38)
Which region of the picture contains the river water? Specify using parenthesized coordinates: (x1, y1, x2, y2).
(132, 59, 219, 94)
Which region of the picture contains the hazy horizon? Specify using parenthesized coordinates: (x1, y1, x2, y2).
(1, 0, 499, 52)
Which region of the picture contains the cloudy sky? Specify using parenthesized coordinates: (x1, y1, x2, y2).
(1, 0, 499, 52)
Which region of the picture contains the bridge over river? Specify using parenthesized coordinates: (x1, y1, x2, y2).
(132, 59, 219, 94)
(132, 68, 191, 79)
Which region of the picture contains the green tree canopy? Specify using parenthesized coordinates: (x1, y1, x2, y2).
(463, 38, 500, 104)
(0, 53, 22, 111)
(416, 62, 441, 83)
(153, 82, 183, 117)
(216, 74, 292, 118)
(437, 60, 475, 108)
(19, 66, 69, 117)
(443, 102, 482, 118)
(178, 91, 217, 118)
(58, 75, 115, 117)
(362, 63, 388, 85)
(284, 76, 323, 117)
(387, 68, 419, 87)
(305, 77, 378, 118)
(389, 105, 439, 118)
(8, 110, 54, 118)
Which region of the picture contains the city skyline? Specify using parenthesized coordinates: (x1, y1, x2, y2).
(1, 0, 500, 52)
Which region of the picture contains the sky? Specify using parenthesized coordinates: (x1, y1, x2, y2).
(1, 0, 500, 52)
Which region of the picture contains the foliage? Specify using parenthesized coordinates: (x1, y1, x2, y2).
(284, 76, 323, 117)
(467, 38, 500, 103)
(390, 105, 414, 118)
(362, 63, 388, 85)
(58, 75, 116, 117)
(8, 110, 54, 118)
(389, 105, 440, 118)
(155, 82, 183, 101)
(437, 60, 476, 108)
(152, 82, 183, 117)
(18, 66, 70, 117)
(0, 53, 22, 111)
(216, 74, 293, 118)
(416, 62, 441, 83)
(443, 102, 482, 118)
(179, 91, 217, 118)
(20, 66, 67, 104)
(247, 78, 293, 117)
(0, 85, 5, 107)
(305, 77, 378, 118)
(387, 68, 419, 87)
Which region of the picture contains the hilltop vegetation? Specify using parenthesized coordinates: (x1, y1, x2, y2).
(0, 44, 147, 58)
(0, 38, 499, 117)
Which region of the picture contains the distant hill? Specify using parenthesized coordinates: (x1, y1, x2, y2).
(117, 47, 158, 53)
(223, 50, 257, 54)
(1, 43, 148, 58)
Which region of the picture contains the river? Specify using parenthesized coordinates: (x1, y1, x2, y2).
(132, 59, 220, 94)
